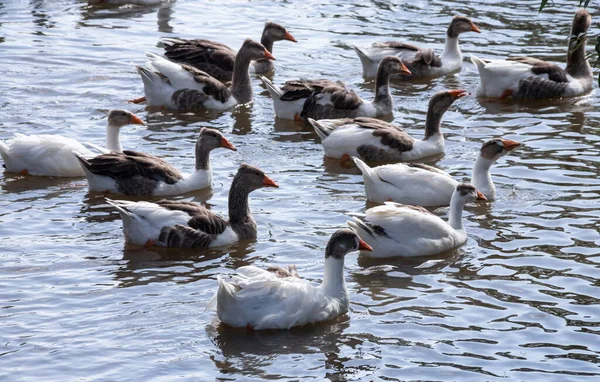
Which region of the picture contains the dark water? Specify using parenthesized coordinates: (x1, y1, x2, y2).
(1, 0, 600, 380)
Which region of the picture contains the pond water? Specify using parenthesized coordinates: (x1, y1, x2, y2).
(1, 0, 600, 380)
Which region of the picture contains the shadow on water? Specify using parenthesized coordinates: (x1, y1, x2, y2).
(207, 316, 352, 377)
(112, 240, 257, 288)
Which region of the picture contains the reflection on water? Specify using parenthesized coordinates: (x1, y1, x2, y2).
(1, 0, 600, 380)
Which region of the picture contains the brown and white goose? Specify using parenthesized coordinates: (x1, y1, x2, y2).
(308, 89, 467, 161)
(134, 39, 274, 111)
(353, 138, 521, 206)
(471, 9, 592, 100)
(0, 110, 144, 177)
(261, 56, 411, 120)
(161, 22, 296, 81)
(74, 127, 236, 196)
(106, 164, 279, 248)
(354, 16, 480, 79)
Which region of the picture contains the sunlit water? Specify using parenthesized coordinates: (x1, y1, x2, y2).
(1, 0, 600, 380)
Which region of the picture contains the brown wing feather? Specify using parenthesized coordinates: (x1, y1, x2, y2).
(508, 57, 569, 83)
(82, 151, 183, 185)
(376, 41, 421, 51)
(163, 39, 236, 82)
(279, 79, 342, 101)
(412, 48, 442, 67)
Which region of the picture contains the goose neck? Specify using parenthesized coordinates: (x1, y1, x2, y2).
(373, 64, 393, 109)
(228, 179, 251, 225)
(448, 193, 466, 230)
(260, 33, 274, 53)
(471, 155, 494, 197)
(194, 140, 212, 171)
(230, 54, 253, 103)
(566, 35, 591, 78)
(105, 124, 122, 152)
(320, 257, 347, 297)
(441, 36, 461, 60)
(424, 106, 444, 140)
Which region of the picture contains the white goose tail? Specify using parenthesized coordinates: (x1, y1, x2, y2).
(0, 140, 9, 161)
(260, 75, 283, 99)
(470, 55, 488, 74)
(307, 118, 334, 141)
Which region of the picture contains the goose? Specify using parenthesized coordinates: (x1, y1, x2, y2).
(354, 16, 480, 79)
(347, 183, 485, 258)
(210, 228, 372, 330)
(308, 89, 466, 161)
(261, 56, 411, 120)
(353, 138, 521, 205)
(0, 110, 144, 177)
(162, 22, 296, 81)
(132, 39, 274, 110)
(471, 9, 592, 100)
(105, 164, 278, 247)
(74, 127, 236, 196)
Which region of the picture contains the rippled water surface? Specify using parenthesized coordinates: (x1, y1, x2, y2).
(1, 0, 600, 380)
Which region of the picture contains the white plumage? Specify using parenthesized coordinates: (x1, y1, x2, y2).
(348, 184, 485, 258)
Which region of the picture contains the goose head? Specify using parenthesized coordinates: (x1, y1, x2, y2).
(235, 164, 279, 193)
(455, 183, 486, 203)
(325, 228, 373, 259)
(239, 38, 276, 61)
(107, 109, 145, 128)
(429, 89, 468, 116)
(447, 16, 480, 38)
(571, 8, 591, 37)
(197, 127, 237, 152)
(263, 22, 297, 43)
(379, 56, 411, 76)
(480, 138, 520, 162)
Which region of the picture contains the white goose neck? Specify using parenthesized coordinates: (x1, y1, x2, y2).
(471, 156, 495, 199)
(106, 124, 122, 152)
(448, 193, 466, 230)
(319, 257, 347, 297)
(441, 36, 461, 60)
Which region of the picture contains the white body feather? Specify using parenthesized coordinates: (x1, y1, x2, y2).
(214, 258, 348, 329)
(0, 134, 98, 177)
(470, 55, 591, 98)
(353, 157, 457, 206)
(354, 37, 463, 78)
(347, 202, 466, 258)
(312, 120, 444, 161)
(106, 199, 239, 246)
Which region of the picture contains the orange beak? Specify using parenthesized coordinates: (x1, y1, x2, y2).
(220, 137, 237, 151)
(448, 89, 468, 99)
(501, 139, 521, 151)
(262, 175, 279, 188)
(358, 239, 373, 252)
(471, 23, 481, 33)
(284, 31, 297, 43)
(263, 49, 276, 61)
(130, 114, 146, 125)
(400, 61, 412, 76)
(476, 191, 487, 201)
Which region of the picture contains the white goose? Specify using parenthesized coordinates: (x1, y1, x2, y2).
(211, 228, 372, 330)
(348, 183, 485, 258)
(0, 110, 144, 177)
(353, 138, 521, 205)
(133, 39, 274, 111)
(74, 127, 236, 196)
(261, 56, 411, 120)
(106, 164, 278, 247)
(471, 9, 592, 100)
(354, 16, 480, 79)
(308, 89, 466, 161)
